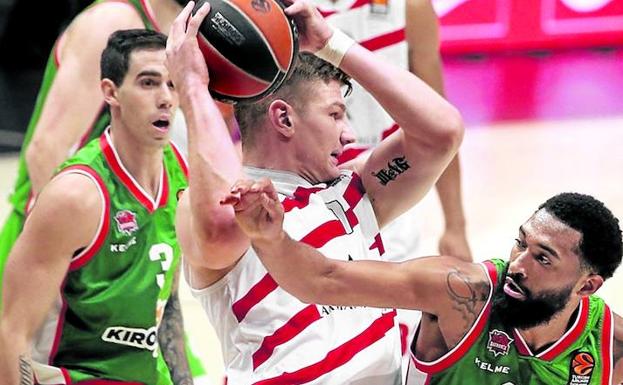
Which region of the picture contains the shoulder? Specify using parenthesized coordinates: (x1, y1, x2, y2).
(24, 170, 105, 245)
(60, 1, 145, 60)
(43, 170, 106, 215)
(72, 1, 145, 32)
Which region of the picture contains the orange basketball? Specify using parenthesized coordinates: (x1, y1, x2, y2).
(193, 0, 298, 103)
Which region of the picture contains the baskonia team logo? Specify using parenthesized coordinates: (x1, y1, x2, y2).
(487, 329, 514, 357)
(114, 210, 139, 235)
(568, 351, 595, 385)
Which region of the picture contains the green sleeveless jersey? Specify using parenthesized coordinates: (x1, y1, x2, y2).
(407, 259, 615, 385)
(31, 130, 189, 385)
(8, 0, 158, 215)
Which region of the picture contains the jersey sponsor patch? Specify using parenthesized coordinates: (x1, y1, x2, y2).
(101, 326, 158, 353)
(568, 351, 595, 385)
(114, 210, 139, 235)
(474, 356, 511, 374)
(487, 329, 514, 357)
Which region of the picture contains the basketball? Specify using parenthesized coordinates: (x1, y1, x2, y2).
(192, 0, 298, 103)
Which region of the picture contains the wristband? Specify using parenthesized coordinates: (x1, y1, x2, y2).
(314, 28, 355, 68)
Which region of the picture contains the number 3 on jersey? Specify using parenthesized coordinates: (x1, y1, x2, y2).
(149, 243, 173, 288)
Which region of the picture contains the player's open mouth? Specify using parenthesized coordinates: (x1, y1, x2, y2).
(153, 119, 170, 132)
(503, 277, 527, 300)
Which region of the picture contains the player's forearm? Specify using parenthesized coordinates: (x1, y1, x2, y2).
(180, 88, 243, 233)
(158, 292, 192, 385)
(339, 43, 462, 149)
(0, 325, 32, 384)
(252, 231, 338, 304)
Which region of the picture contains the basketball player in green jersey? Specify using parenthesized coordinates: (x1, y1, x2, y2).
(0, 0, 182, 283)
(0, 29, 191, 385)
(0, 1, 212, 382)
(227, 184, 623, 383)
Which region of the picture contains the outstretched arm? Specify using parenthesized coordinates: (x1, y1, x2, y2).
(222, 179, 488, 319)
(0, 174, 101, 384)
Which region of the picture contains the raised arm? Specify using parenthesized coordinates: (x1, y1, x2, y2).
(300, 0, 464, 227)
(25, 3, 144, 194)
(405, 0, 471, 260)
(0, 174, 101, 384)
(167, 3, 250, 286)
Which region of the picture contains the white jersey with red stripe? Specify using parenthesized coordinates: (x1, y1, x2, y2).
(189, 167, 402, 384)
(315, 0, 407, 148)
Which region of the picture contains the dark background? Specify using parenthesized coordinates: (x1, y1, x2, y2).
(0, 0, 91, 151)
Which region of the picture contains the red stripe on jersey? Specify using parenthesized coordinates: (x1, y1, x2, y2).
(343, 173, 365, 207)
(601, 305, 613, 385)
(49, 278, 70, 365)
(337, 147, 368, 164)
(157, 167, 169, 209)
(369, 233, 385, 256)
(254, 310, 397, 385)
(252, 305, 322, 369)
(513, 330, 532, 356)
(72, 380, 144, 385)
(299, 175, 365, 247)
(360, 29, 405, 52)
(139, 0, 160, 31)
(382, 123, 400, 140)
(282, 186, 324, 213)
(318, 0, 370, 17)
(539, 296, 589, 361)
(60, 165, 111, 271)
(169, 141, 189, 178)
(232, 274, 278, 322)
(101, 131, 166, 213)
(61, 367, 71, 384)
(300, 219, 348, 248)
(414, 261, 498, 374)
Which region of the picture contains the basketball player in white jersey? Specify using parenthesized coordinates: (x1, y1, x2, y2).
(313, 0, 470, 263)
(166, 1, 463, 383)
(312, 0, 471, 375)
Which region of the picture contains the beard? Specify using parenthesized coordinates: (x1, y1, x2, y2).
(492, 272, 574, 330)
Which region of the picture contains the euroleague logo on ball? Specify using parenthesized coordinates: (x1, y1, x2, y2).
(251, 0, 271, 13)
(567, 351, 595, 385)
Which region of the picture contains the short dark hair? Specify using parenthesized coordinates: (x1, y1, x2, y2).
(101, 29, 167, 86)
(539, 192, 623, 279)
(234, 52, 352, 146)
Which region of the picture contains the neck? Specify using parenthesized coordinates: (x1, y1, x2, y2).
(244, 137, 300, 177)
(109, 126, 164, 198)
(516, 297, 581, 353)
(149, 0, 182, 33)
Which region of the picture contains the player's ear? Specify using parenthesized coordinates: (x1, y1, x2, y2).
(268, 99, 294, 138)
(577, 273, 603, 297)
(101, 78, 120, 108)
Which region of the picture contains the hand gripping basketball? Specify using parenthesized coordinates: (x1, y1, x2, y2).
(166, 1, 212, 93)
(192, 0, 299, 103)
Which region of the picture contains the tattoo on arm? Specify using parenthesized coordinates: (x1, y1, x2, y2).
(159, 274, 193, 385)
(446, 269, 489, 329)
(18, 355, 34, 385)
(372, 156, 411, 186)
